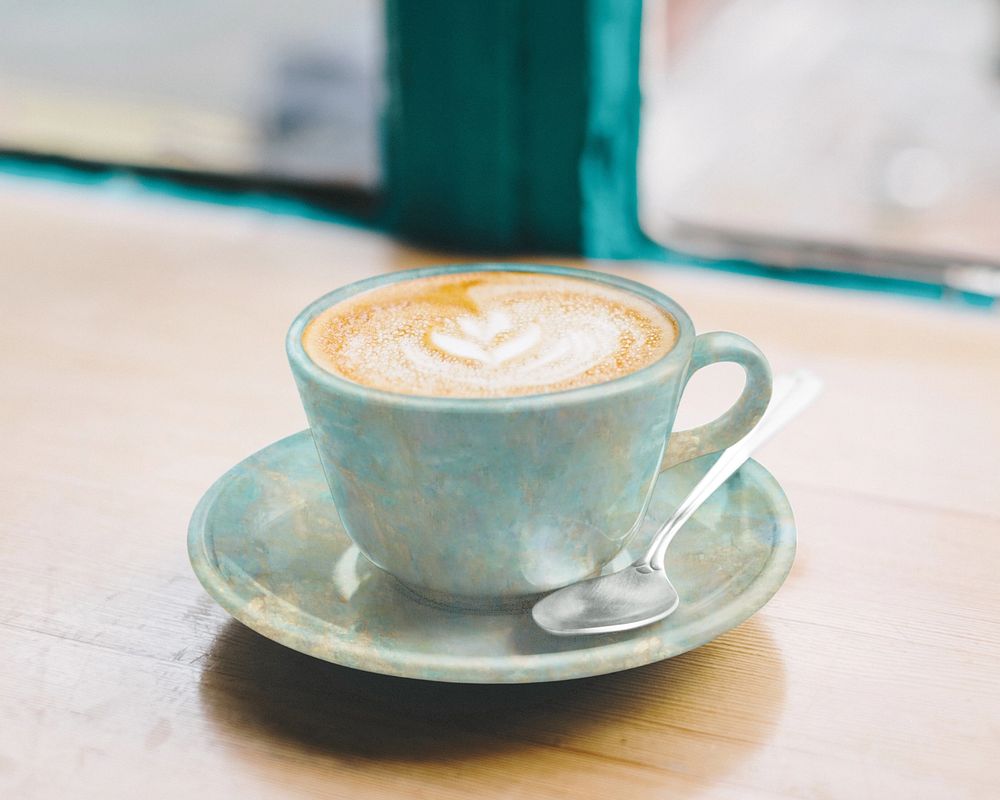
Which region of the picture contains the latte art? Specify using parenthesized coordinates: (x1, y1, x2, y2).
(303, 271, 678, 398)
(426, 309, 539, 365)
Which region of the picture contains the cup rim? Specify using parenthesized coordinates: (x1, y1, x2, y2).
(286, 263, 695, 411)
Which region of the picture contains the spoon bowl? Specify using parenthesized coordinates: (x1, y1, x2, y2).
(531, 566, 679, 636)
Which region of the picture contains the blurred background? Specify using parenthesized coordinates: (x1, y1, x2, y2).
(640, 0, 1000, 293)
(2, 0, 999, 297)
(0, 0, 383, 188)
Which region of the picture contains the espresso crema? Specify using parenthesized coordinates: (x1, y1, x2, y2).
(302, 271, 678, 398)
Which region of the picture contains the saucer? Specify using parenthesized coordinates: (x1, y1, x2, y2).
(188, 431, 795, 683)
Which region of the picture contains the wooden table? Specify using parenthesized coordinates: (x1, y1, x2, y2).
(2, 178, 998, 799)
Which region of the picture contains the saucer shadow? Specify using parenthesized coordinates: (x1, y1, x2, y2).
(199, 616, 787, 795)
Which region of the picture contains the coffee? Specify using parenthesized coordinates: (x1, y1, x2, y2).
(302, 271, 678, 398)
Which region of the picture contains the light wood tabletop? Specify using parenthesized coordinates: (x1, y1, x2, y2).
(2, 178, 999, 799)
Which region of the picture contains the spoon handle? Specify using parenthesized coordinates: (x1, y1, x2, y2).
(642, 370, 823, 571)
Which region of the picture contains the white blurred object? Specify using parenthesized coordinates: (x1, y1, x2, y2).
(640, 0, 1000, 290)
(883, 147, 951, 210)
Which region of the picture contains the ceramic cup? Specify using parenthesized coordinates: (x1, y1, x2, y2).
(287, 264, 772, 609)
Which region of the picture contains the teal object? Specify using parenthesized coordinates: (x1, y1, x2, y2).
(285, 264, 771, 606)
(0, 155, 373, 232)
(187, 430, 795, 683)
(3, 153, 989, 304)
(384, 0, 643, 256)
(580, 0, 645, 257)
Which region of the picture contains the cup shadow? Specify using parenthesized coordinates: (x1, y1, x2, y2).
(199, 616, 787, 793)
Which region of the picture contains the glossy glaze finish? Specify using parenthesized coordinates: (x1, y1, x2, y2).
(287, 265, 772, 605)
(187, 431, 796, 683)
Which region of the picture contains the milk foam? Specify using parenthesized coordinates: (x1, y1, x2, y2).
(302, 272, 677, 398)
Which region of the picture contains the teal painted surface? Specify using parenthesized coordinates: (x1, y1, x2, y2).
(0, 155, 372, 229)
(520, 3, 588, 251)
(385, 0, 522, 249)
(580, 0, 645, 258)
(3, 153, 993, 306)
(187, 430, 796, 683)
(285, 264, 771, 605)
(649, 239, 972, 303)
(385, 0, 632, 252)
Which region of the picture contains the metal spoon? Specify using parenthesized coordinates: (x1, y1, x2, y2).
(532, 370, 822, 636)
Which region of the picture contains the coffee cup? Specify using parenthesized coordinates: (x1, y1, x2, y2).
(287, 264, 772, 609)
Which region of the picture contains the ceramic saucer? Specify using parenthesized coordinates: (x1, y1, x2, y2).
(188, 431, 795, 683)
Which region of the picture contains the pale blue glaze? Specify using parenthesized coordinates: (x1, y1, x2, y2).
(286, 264, 772, 607)
(187, 431, 796, 683)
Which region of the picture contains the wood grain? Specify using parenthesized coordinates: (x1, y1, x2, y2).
(1, 178, 998, 799)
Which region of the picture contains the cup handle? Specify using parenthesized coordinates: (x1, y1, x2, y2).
(660, 331, 773, 472)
